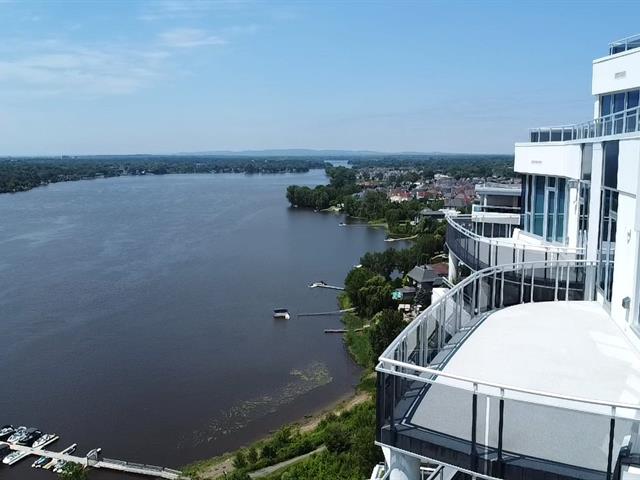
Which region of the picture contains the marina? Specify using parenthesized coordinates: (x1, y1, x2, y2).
(0, 439, 183, 479)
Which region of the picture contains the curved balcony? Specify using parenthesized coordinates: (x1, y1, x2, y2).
(376, 260, 640, 480)
(446, 214, 584, 272)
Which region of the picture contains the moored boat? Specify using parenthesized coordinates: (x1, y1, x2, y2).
(0, 425, 14, 439)
(7, 426, 27, 443)
(273, 308, 290, 320)
(32, 433, 57, 449)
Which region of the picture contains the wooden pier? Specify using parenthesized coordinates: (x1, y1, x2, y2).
(308, 282, 344, 291)
(0, 441, 184, 479)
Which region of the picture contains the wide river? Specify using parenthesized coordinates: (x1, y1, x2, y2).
(0, 170, 395, 479)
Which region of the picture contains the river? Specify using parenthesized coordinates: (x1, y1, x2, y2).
(0, 170, 394, 479)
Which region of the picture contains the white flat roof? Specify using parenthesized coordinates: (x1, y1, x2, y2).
(443, 301, 640, 406)
(408, 301, 640, 473)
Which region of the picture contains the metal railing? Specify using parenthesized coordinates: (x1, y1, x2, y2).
(376, 259, 639, 479)
(446, 214, 584, 272)
(610, 33, 640, 55)
(529, 106, 640, 143)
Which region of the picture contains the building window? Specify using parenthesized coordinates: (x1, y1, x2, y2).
(600, 89, 640, 135)
(522, 174, 569, 243)
(597, 141, 620, 304)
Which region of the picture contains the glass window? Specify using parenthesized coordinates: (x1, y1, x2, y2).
(614, 93, 625, 112)
(556, 179, 566, 242)
(533, 176, 545, 236)
(603, 141, 619, 189)
(546, 190, 555, 242)
(581, 143, 592, 180)
(628, 90, 640, 109)
(601, 95, 612, 116)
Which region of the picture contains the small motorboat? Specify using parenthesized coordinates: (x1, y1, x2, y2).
(273, 308, 290, 320)
(19, 428, 42, 446)
(32, 433, 57, 449)
(7, 426, 27, 443)
(0, 425, 14, 439)
(32, 455, 50, 468)
(3, 450, 26, 465)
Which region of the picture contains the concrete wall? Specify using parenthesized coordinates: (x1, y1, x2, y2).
(593, 49, 640, 96)
(514, 143, 582, 179)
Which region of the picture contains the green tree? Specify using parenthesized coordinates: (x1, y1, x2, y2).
(246, 446, 258, 465)
(369, 310, 405, 362)
(233, 450, 248, 469)
(58, 463, 88, 480)
(324, 423, 351, 454)
(357, 275, 394, 318)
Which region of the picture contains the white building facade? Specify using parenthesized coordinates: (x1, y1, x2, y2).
(375, 35, 640, 480)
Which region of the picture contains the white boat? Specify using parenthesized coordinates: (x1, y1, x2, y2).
(273, 308, 290, 320)
(3, 450, 28, 465)
(7, 426, 27, 443)
(32, 433, 57, 449)
(0, 425, 14, 439)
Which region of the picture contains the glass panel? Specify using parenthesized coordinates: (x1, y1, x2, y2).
(546, 190, 555, 242)
(614, 93, 625, 112)
(581, 144, 592, 180)
(533, 176, 545, 236)
(601, 94, 612, 116)
(603, 141, 619, 188)
(628, 90, 639, 108)
(556, 179, 566, 242)
(502, 396, 614, 478)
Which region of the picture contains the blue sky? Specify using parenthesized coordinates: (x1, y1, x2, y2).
(1, 0, 639, 156)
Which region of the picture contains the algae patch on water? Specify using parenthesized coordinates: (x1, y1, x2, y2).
(183, 361, 332, 447)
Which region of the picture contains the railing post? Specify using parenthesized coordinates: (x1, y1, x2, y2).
(500, 271, 505, 308)
(530, 267, 535, 303)
(565, 264, 570, 300)
(606, 406, 616, 480)
(497, 388, 505, 479)
(519, 265, 525, 303)
(471, 383, 478, 472)
(554, 263, 560, 301)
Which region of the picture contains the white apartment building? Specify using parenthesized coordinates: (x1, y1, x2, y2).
(375, 34, 640, 480)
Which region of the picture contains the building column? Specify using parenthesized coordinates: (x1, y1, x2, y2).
(389, 451, 421, 480)
(449, 253, 459, 283)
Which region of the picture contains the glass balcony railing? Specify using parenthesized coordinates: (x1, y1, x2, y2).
(529, 107, 640, 143)
(609, 33, 640, 55)
(446, 214, 584, 272)
(376, 260, 639, 480)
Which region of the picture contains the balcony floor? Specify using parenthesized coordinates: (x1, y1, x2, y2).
(401, 301, 640, 477)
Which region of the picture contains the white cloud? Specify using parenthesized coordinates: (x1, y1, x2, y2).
(0, 42, 169, 96)
(159, 28, 226, 48)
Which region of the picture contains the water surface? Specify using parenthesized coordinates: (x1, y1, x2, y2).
(0, 172, 392, 479)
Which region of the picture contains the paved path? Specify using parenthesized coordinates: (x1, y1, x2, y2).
(248, 446, 326, 478)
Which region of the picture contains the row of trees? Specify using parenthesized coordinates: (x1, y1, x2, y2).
(0, 156, 328, 194)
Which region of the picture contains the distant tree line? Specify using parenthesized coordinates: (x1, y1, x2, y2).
(350, 154, 516, 179)
(0, 156, 328, 194)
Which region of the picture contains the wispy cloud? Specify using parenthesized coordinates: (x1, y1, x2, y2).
(159, 28, 226, 48)
(0, 41, 169, 97)
(139, 0, 249, 21)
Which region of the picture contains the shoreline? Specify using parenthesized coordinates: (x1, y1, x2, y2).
(187, 383, 372, 479)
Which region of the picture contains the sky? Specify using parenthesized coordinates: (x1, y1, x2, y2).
(1, 0, 640, 156)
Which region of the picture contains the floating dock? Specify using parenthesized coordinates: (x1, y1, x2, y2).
(0, 441, 184, 479)
(308, 282, 344, 291)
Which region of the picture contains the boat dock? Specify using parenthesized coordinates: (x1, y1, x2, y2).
(298, 308, 355, 317)
(0, 441, 184, 479)
(308, 282, 344, 291)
